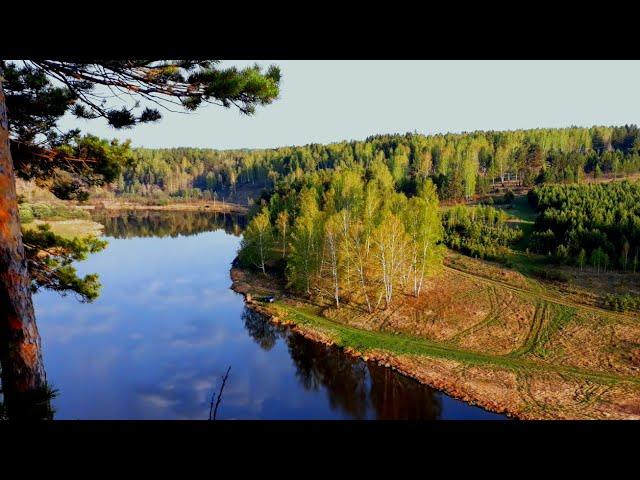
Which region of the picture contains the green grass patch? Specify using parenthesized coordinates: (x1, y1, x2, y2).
(505, 194, 538, 223)
(19, 202, 90, 223)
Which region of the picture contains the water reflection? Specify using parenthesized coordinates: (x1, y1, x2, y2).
(242, 308, 443, 420)
(241, 308, 278, 351)
(91, 209, 246, 238)
(11, 210, 505, 420)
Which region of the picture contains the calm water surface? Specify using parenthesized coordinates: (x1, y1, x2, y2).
(32, 210, 505, 419)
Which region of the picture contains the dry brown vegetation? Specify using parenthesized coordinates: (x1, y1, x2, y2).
(232, 248, 640, 419)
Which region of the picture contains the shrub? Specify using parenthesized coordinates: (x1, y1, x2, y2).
(531, 267, 570, 283)
(601, 293, 640, 313)
(503, 189, 515, 205)
(18, 204, 34, 224)
(22, 202, 89, 221)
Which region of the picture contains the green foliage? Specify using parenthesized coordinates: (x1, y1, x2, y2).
(18, 202, 90, 223)
(286, 187, 322, 293)
(238, 207, 275, 273)
(3, 60, 280, 133)
(2, 60, 280, 200)
(442, 205, 522, 260)
(529, 229, 557, 255)
(240, 167, 444, 309)
(22, 224, 107, 302)
(18, 203, 35, 224)
(77, 125, 640, 204)
(602, 293, 640, 313)
(529, 181, 640, 270)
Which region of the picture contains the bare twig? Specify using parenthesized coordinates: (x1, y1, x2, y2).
(209, 366, 231, 420)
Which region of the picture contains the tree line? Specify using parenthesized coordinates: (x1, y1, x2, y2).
(238, 161, 444, 312)
(103, 125, 640, 203)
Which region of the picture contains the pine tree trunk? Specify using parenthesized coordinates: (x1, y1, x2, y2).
(0, 80, 49, 418)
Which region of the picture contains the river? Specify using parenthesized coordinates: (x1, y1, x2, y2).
(31, 210, 505, 419)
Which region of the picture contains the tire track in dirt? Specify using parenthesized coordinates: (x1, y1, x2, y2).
(444, 264, 637, 324)
(277, 302, 640, 387)
(509, 301, 548, 357)
(447, 286, 512, 344)
(531, 303, 576, 360)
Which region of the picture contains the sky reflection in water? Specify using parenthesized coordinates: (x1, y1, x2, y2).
(33, 211, 504, 420)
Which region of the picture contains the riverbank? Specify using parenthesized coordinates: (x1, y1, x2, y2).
(230, 263, 640, 420)
(81, 199, 248, 214)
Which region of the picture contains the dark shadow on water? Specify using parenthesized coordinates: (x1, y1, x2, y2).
(241, 308, 279, 351)
(241, 307, 444, 420)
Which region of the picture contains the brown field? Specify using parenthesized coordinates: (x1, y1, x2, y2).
(22, 218, 104, 239)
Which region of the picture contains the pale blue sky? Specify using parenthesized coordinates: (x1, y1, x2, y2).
(59, 60, 640, 150)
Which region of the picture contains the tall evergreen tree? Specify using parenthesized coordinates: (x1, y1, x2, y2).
(0, 60, 280, 418)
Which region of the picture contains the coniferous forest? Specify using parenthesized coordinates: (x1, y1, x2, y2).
(442, 205, 522, 260)
(528, 181, 640, 272)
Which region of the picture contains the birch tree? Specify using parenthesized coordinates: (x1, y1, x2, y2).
(286, 188, 321, 294)
(322, 213, 343, 308)
(239, 207, 274, 274)
(276, 210, 289, 258)
(372, 211, 409, 309)
(403, 180, 443, 296)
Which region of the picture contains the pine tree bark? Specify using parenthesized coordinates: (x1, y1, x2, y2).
(0, 79, 49, 418)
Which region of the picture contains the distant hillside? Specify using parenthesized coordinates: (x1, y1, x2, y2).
(92, 125, 640, 205)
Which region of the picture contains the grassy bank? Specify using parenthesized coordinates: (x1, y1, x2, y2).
(22, 219, 104, 239)
(19, 201, 104, 239)
(232, 263, 640, 420)
(271, 301, 639, 386)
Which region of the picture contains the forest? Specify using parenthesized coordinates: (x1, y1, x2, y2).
(100, 125, 640, 204)
(442, 205, 522, 260)
(528, 181, 640, 272)
(238, 161, 444, 312)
